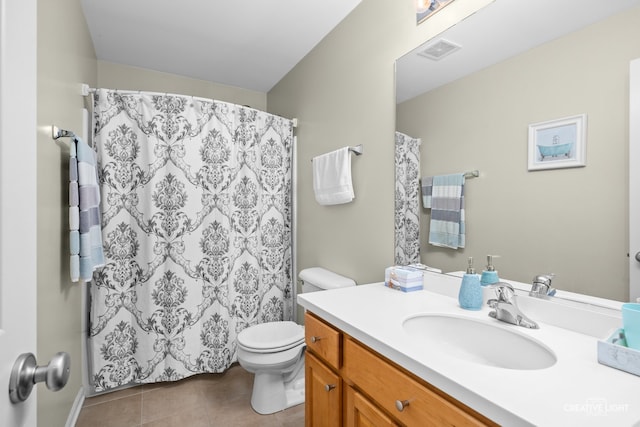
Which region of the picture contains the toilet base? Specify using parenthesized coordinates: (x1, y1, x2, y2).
(250, 365, 305, 414)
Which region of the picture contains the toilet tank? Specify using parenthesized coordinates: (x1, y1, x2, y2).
(298, 267, 356, 293)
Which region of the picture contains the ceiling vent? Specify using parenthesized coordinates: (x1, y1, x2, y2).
(417, 39, 462, 61)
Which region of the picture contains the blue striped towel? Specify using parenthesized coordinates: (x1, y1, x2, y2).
(421, 173, 465, 249)
(70, 137, 105, 282)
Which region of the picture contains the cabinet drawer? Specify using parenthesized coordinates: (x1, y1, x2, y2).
(344, 337, 494, 427)
(305, 312, 341, 369)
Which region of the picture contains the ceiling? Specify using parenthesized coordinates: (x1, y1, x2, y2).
(396, 0, 640, 103)
(81, 0, 362, 93)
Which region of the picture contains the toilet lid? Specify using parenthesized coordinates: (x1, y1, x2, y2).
(237, 321, 305, 353)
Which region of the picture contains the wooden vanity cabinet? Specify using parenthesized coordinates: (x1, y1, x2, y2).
(304, 311, 497, 427)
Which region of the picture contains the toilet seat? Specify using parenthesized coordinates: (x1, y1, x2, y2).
(237, 321, 305, 353)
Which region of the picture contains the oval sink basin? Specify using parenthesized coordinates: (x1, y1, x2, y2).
(403, 314, 556, 370)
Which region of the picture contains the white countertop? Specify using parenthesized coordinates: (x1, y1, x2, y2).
(297, 272, 640, 426)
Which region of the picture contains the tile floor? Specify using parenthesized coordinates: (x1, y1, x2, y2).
(76, 364, 304, 427)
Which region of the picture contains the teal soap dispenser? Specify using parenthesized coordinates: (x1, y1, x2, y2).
(458, 257, 482, 310)
(480, 255, 500, 287)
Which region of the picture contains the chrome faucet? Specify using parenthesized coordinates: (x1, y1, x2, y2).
(529, 274, 556, 299)
(487, 282, 539, 329)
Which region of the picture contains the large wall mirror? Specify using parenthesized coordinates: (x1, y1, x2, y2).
(395, 0, 640, 302)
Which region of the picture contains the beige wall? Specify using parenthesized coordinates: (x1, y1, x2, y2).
(37, 0, 97, 425)
(97, 61, 267, 111)
(267, 0, 493, 291)
(397, 7, 640, 301)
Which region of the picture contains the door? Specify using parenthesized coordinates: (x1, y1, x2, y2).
(631, 58, 640, 302)
(305, 352, 342, 427)
(0, 0, 38, 425)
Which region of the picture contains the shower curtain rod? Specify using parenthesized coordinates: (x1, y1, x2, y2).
(81, 84, 298, 128)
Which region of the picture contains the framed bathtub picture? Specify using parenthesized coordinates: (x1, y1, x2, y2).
(527, 114, 587, 171)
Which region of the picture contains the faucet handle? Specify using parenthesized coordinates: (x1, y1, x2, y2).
(531, 274, 556, 298)
(533, 274, 554, 286)
(487, 282, 515, 302)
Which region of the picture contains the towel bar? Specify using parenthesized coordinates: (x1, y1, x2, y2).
(349, 144, 363, 155)
(52, 126, 75, 140)
(311, 145, 363, 162)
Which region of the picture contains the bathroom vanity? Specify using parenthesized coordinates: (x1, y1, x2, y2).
(304, 311, 495, 426)
(298, 271, 640, 426)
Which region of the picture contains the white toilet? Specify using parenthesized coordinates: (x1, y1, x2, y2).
(237, 267, 356, 414)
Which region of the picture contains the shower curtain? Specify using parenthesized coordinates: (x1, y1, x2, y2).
(88, 89, 294, 392)
(394, 131, 421, 265)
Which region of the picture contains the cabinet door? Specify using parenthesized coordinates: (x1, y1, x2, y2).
(346, 386, 398, 427)
(306, 352, 342, 427)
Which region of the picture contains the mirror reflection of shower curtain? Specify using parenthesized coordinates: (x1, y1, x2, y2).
(394, 132, 421, 265)
(88, 89, 294, 393)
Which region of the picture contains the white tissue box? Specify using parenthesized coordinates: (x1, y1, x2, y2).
(597, 328, 640, 377)
(384, 266, 423, 292)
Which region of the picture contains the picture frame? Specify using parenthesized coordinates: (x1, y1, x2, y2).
(416, 0, 456, 24)
(527, 114, 587, 171)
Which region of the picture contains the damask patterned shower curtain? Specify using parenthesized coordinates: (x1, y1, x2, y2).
(394, 131, 421, 265)
(88, 89, 293, 392)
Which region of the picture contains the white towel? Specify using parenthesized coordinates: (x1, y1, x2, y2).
(312, 147, 354, 205)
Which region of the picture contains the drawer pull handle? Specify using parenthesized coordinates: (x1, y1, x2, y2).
(325, 384, 336, 392)
(395, 399, 410, 412)
(310, 336, 322, 343)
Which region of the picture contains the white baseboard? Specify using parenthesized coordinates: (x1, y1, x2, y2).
(65, 387, 85, 427)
